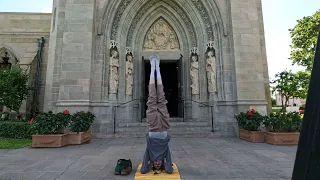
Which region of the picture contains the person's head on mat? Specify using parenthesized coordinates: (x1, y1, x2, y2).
(140, 55, 173, 174)
(153, 159, 163, 170)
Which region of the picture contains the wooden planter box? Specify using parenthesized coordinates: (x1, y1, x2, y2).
(68, 131, 92, 145)
(32, 134, 68, 148)
(266, 132, 300, 145)
(239, 129, 265, 143)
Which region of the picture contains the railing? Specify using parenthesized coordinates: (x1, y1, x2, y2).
(184, 99, 215, 132)
(112, 99, 140, 134)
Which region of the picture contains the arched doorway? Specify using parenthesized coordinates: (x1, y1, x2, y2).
(139, 18, 184, 119)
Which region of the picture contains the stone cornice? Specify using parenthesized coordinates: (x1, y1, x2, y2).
(0, 32, 50, 35)
(217, 100, 268, 106)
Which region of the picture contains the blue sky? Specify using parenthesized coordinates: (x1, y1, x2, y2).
(0, 0, 319, 79)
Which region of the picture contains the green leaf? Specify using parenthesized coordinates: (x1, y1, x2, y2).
(289, 10, 320, 71)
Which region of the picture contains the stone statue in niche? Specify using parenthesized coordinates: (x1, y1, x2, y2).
(109, 47, 119, 94)
(190, 51, 199, 95)
(143, 18, 179, 51)
(125, 52, 134, 95)
(206, 45, 217, 93)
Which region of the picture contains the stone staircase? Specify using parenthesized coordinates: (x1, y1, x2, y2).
(114, 118, 218, 138)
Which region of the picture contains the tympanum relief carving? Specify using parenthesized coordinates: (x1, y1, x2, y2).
(143, 18, 179, 51)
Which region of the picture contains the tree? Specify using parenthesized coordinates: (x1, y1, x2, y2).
(0, 66, 32, 120)
(294, 71, 310, 99)
(289, 10, 320, 71)
(271, 70, 309, 110)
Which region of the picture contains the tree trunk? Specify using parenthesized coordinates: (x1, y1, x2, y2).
(281, 96, 289, 112)
(281, 94, 284, 109)
(15, 110, 22, 121)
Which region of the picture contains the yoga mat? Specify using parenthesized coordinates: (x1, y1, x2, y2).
(134, 163, 181, 180)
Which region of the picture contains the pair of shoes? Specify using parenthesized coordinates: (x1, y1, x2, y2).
(114, 159, 132, 175)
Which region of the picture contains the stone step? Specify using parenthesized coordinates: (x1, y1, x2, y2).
(114, 131, 219, 138)
(118, 121, 209, 128)
(114, 121, 215, 137)
(116, 126, 213, 133)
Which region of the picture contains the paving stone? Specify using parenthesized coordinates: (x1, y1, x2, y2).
(0, 138, 297, 179)
(0, 172, 44, 180)
(34, 172, 63, 180)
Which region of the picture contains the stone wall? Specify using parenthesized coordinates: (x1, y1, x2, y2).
(44, 0, 96, 112)
(229, 0, 269, 114)
(0, 12, 51, 116)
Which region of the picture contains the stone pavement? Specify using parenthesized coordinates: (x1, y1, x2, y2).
(0, 138, 297, 180)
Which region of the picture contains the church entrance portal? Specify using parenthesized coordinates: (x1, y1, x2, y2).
(142, 59, 183, 118)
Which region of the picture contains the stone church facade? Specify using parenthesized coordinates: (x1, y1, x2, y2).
(0, 0, 271, 138)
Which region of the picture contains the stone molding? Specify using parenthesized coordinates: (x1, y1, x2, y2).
(125, 0, 198, 47)
(216, 100, 268, 106)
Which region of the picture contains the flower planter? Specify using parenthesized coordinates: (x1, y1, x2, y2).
(239, 129, 265, 143)
(32, 134, 68, 148)
(68, 131, 92, 145)
(265, 132, 300, 145)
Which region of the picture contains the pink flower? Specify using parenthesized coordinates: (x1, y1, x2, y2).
(248, 112, 253, 116)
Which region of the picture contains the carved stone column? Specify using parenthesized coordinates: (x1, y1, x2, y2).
(125, 47, 134, 96)
(109, 40, 119, 98)
(206, 41, 217, 93)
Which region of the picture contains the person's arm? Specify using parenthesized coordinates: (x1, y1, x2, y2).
(165, 148, 173, 174)
(141, 148, 150, 174)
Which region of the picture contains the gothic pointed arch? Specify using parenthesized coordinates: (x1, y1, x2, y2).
(131, 7, 191, 53)
(108, 0, 215, 40)
(125, 0, 198, 48)
(0, 47, 20, 65)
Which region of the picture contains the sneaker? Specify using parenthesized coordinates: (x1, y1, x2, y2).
(121, 161, 132, 175)
(114, 159, 132, 175)
(114, 159, 125, 175)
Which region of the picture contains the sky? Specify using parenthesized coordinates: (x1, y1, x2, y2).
(0, 0, 319, 79)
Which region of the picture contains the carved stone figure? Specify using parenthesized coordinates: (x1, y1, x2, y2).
(143, 18, 179, 51)
(190, 54, 199, 95)
(206, 50, 217, 93)
(125, 54, 134, 95)
(109, 49, 119, 94)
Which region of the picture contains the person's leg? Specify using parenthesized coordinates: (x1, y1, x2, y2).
(146, 57, 157, 128)
(155, 56, 170, 124)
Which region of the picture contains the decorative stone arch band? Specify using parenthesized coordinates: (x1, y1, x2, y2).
(109, 0, 215, 46)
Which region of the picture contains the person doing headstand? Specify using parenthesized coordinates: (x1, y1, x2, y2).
(140, 55, 173, 174)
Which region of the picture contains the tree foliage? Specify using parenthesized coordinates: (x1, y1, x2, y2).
(271, 70, 310, 110)
(289, 10, 320, 71)
(0, 66, 32, 119)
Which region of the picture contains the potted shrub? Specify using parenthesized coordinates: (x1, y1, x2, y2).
(235, 109, 266, 143)
(68, 111, 95, 145)
(31, 110, 70, 148)
(263, 112, 302, 145)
